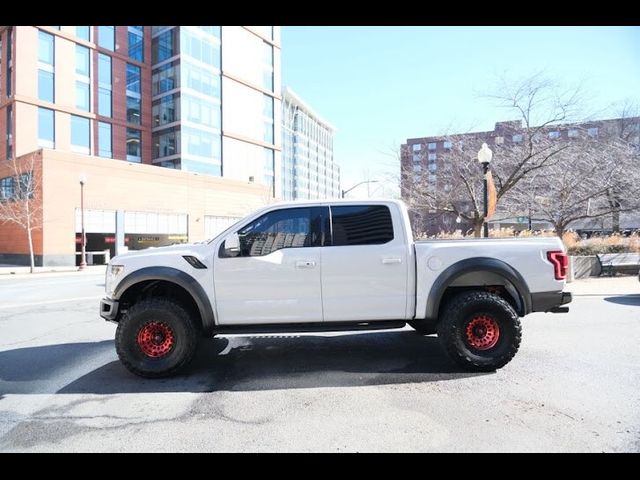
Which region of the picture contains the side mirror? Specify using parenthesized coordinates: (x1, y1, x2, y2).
(224, 232, 241, 256)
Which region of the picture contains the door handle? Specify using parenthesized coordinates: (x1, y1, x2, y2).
(295, 260, 316, 268)
(382, 257, 402, 265)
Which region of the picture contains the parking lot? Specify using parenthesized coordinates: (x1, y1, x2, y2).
(0, 270, 638, 452)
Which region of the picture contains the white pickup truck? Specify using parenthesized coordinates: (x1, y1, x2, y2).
(100, 199, 572, 378)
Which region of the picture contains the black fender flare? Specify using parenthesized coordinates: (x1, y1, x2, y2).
(425, 257, 531, 319)
(113, 266, 216, 334)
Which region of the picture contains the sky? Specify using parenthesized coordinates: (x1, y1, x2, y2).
(281, 26, 640, 197)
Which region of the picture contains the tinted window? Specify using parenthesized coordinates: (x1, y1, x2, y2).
(236, 208, 313, 257)
(331, 205, 394, 246)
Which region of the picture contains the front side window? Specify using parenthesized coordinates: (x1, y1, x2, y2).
(0, 177, 14, 201)
(330, 205, 394, 246)
(98, 121, 112, 158)
(234, 208, 315, 257)
(126, 63, 141, 94)
(128, 27, 144, 62)
(76, 45, 90, 76)
(75, 80, 90, 111)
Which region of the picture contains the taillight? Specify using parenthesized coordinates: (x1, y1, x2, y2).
(547, 251, 569, 280)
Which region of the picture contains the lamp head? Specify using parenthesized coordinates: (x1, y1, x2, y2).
(477, 143, 493, 164)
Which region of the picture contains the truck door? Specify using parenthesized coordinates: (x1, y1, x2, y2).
(214, 207, 325, 325)
(321, 204, 408, 321)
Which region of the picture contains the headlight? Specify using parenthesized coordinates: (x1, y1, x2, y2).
(105, 264, 125, 297)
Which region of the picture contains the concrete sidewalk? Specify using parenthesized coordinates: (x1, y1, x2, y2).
(566, 275, 639, 296)
(0, 264, 106, 277)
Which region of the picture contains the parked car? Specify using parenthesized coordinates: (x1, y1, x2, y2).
(100, 199, 571, 378)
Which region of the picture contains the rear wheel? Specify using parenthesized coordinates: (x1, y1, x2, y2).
(437, 291, 521, 372)
(116, 298, 198, 378)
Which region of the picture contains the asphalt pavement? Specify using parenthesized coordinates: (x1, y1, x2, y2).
(0, 271, 638, 452)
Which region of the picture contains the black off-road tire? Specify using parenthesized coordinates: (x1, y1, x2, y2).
(408, 320, 437, 335)
(115, 298, 198, 378)
(437, 290, 521, 372)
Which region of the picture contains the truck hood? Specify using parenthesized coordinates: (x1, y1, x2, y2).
(110, 242, 211, 265)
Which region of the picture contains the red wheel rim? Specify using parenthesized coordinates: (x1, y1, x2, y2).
(465, 315, 500, 350)
(137, 322, 175, 358)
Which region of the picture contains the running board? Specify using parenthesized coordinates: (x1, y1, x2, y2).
(212, 320, 407, 335)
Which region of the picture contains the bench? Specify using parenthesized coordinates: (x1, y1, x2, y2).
(596, 253, 640, 276)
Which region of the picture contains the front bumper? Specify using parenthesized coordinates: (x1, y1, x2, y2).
(530, 291, 572, 313)
(100, 297, 119, 322)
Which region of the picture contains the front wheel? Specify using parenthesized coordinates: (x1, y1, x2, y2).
(437, 291, 521, 372)
(115, 298, 198, 378)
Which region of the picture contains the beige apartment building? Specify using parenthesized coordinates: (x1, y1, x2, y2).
(0, 26, 281, 266)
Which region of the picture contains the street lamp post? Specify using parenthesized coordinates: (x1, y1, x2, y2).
(79, 175, 87, 271)
(341, 180, 379, 198)
(477, 143, 493, 238)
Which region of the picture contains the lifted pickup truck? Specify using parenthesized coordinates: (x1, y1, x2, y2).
(100, 199, 571, 378)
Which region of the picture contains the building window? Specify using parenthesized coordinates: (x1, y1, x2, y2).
(49, 26, 61, 31)
(70, 115, 90, 154)
(0, 177, 14, 201)
(97, 121, 112, 158)
(263, 94, 274, 144)
(127, 128, 142, 162)
(412, 153, 421, 162)
(98, 88, 112, 117)
(512, 134, 523, 143)
(126, 64, 141, 94)
(428, 153, 437, 162)
(429, 164, 437, 173)
(182, 27, 221, 69)
(153, 94, 179, 127)
(127, 96, 142, 125)
(568, 129, 579, 138)
(443, 141, 452, 150)
(263, 41, 274, 92)
(5, 27, 13, 97)
(98, 53, 112, 86)
(494, 136, 504, 144)
(153, 127, 180, 159)
(264, 147, 274, 192)
(428, 142, 436, 150)
(5, 105, 12, 159)
(152, 28, 177, 63)
(412, 144, 421, 152)
(38, 31, 54, 65)
(152, 62, 179, 95)
(548, 131, 561, 140)
(98, 26, 115, 51)
(331, 206, 394, 246)
(588, 127, 599, 137)
(38, 107, 55, 148)
(413, 164, 422, 173)
(75, 45, 90, 77)
(128, 26, 144, 62)
(38, 69, 54, 103)
(76, 80, 90, 111)
(76, 26, 90, 41)
(183, 94, 220, 129)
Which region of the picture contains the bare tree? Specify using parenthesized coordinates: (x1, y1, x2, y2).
(402, 73, 634, 238)
(508, 128, 640, 237)
(0, 153, 42, 272)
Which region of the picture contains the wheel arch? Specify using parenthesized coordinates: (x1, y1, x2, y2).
(113, 266, 216, 335)
(425, 257, 531, 320)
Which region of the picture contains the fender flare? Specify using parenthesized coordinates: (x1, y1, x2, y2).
(425, 257, 531, 319)
(113, 266, 216, 333)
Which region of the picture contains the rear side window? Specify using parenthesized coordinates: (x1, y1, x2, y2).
(330, 205, 394, 246)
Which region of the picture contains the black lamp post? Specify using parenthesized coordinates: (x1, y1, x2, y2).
(79, 174, 87, 271)
(477, 143, 493, 238)
(341, 180, 379, 198)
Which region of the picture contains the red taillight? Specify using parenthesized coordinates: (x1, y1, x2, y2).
(547, 251, 569, 280)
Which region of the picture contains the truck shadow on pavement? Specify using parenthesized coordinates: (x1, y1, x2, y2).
(603, 295, 640, 306)
(0, 331, 488, 395)
(58, 331, 486, 394)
